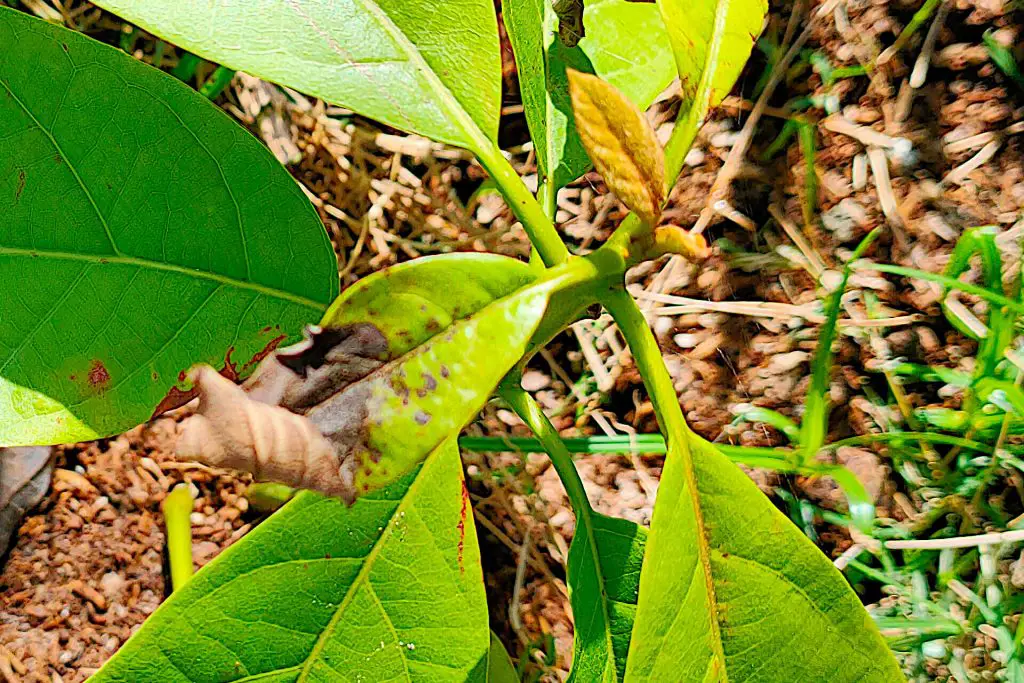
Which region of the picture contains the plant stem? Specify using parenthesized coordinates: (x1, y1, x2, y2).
(199, 66, 236, 100)
(476, 143, 569, 267)
(161, 484, 195, 592)
(603, 288, 688, 437)
(499, 381, 593, 516)
(537, 175, 558, 223)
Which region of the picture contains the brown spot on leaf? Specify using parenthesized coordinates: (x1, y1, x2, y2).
(425, 319, 441, 333)
(421, 373, 437, 391)
(87, 360, 110, 388)
(414, 411, 431, 425)
(241, 334, 286, 374)
(14, 169, 25, 202)
(222, 347, 240, 382)
(53, 154, 62, 165)
(440, 365, 450, 379)
(457, 481, 470, 573)
(61, 42, 68, 52)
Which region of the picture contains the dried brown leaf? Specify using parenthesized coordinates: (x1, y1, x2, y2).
(176, 325, 389, 504)
(567, 68, 665, 225)
(0, 446, 52, 558)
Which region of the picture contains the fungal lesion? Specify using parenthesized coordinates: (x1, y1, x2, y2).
(176, 323, 390, 504)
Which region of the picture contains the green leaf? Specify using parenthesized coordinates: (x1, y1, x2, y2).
(568, 512, 646, 682)
(657, 0, 769, 149)
(93, 438, 489, 682)
(502, 0, 676, 190)
(602, 290, 900, 682)
(322, 254, 552, 495)
(321, 254, 536, 357)
(0, 9, 337, 447)
(487, 631, 519, 683)
(625, 431, 903, 681)
(176, 253, 602, 498)
(91, 0, 501, 151)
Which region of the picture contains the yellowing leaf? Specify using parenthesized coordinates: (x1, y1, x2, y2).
(658, 0, 768, 152)
(567, 69, 665, 225)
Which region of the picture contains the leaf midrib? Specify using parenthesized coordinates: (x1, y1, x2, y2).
(295, 450, 438, 681)
(680, 433, 728, 679)
(340, 0, 496, 155)
(675, 0, 733, 135)
(0, 246, 325, 311)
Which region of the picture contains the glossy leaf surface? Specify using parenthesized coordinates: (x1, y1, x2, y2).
(502, 0, 675, 189)
(321, 254, 549, 494)
(0, 9, 337, 446)
(91, 0, 502, 151)
(568, 512, 646, 682)
(94, 439, 489, 682)
(657, 0, 768, 148)
(625, 431, 903, 682)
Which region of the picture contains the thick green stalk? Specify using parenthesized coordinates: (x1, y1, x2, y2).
(475, 143, 569, 267)
(161, 484, 195, 592)
(603, 288, 689, 437)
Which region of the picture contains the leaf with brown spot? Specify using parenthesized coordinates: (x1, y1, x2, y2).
(175, 253, 573, 500)
(567, 69, 665, 225)
(0, 10, 337, 447)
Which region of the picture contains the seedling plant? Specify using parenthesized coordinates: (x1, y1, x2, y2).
(0, 1, 906, 680)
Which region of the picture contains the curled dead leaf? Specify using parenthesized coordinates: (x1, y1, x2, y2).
(567, 68, 665, 225)
(177, 325, 388, 504)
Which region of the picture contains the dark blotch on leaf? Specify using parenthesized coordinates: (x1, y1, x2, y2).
(87, 360, 110, 388)
(414, 411, 431, 425)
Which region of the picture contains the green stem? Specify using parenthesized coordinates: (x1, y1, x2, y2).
(199, 66, 237, 100)
(603, 288, 689, 437)
(161, 484, 195, 592)
(854, 262, 1024, 316)
(498, 381, 593, 516)
(171, 52, 202, 82)
(537, 175, 558, 223)
(475, 143, 569, 268)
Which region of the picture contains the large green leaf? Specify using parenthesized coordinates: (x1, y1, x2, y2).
(657, 0, 769, 149)
(568, 512, 646, 682)
(601, 290, 902, 682)
(502, 0, 675, 190)
(91, 0, 502, 151)
(93, 438, 489, 682)
(625, 430, 904, 681)
(0, 9, 337, 447)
